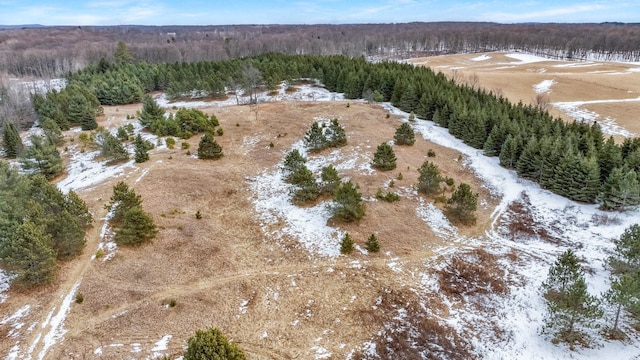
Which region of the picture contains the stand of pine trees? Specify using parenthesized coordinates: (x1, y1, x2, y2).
(35, 53, 640, 210)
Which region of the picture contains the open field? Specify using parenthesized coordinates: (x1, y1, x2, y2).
(409, 52, 640, 139)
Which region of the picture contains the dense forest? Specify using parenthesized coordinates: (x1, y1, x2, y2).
(1, 22, 640, 79)
(24, 51, 640, 210)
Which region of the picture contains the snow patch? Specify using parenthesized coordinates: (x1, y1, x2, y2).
(415, 200, 458, 239)
(552, 100, 637, 137)
(150, 334, 172, 358)
(0, 269, 12, 303)
(36, 280, 81, 360)
(505, 53, 551, 64)
(471, 54, 491, 62)
(1, 304, 31, 338)
(533, 79, 556, 94)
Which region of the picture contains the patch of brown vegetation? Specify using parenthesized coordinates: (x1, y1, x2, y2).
(437, 248, 508, 298)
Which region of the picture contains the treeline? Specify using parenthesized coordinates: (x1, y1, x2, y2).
(34, 53, 640, 209)
(2, 22, 640, 78)
(0, 163, 92, 287)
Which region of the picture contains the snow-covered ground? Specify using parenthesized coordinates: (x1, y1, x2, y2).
(533, 79, 556, 94)
(552, 98, 640, 138)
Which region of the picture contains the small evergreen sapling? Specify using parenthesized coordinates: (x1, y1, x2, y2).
(197, 133, 223, 160)
(365, 234, 380, 253)
(417, 160, 443, 196)
(331, 181, 366, 222)
(444, 183, 478, 225)
(340, 233, 355, 254)
(394, 123, 416, 146)
(183, 327, 246, 360)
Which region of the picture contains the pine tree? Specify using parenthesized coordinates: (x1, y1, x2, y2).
(516, 136, 541, 180)
(0, 222, 57, 287)
(133, 134, 150, 163)
(304, 122, 328, 152)
(365, 233, 380, 253)
(40, 118, 64, 146)
(598, 168, 640, 211)
(289, 165, 319, 204)
(98, 131, 129, 163)
(282, 149, 307, 182)
(542, 250, 602, 346)
(320, 164, 341, 195)
(599, 137, 623, 183)
(340, 233, 355, 254)
(609, 224, 640, 276)
(444, 183, 478, 225)
(68, 93, 97, 130)
(372, 142, 397, 171)
(332, 181, 366, 222)
(2, 121, 24, 158)
(605, 274, 640, 335)
(417, 160, 443, 196)
(19, 135, 64, 180)
(197, 132, 223, 160)
(394, 122, 416, 146)
(114, 206, 157, 246)
(326, 118, 347, 147)
(138, 94, 165, 128)
(107, 181, 142, 225)
(114, 41, 134, 64)
(184, 327, 246, 360)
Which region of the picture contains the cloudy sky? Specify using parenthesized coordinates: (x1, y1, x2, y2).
(0, 0, 638, 25)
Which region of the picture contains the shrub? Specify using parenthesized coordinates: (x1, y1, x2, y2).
(181, 142, 190, 149)
(444, 183, 478, 225)
(427, 149, 436, 157)
(417, 160, 443, 195)
(75, 293, 84, 304)
(394, 123, 416, 146)
(184, 327, 246, 360)
(95, 249, 105, 259)
(114, 206, 158, 246)
(320, 165, 341, 195)
(169, 298, 177, 307)
(197, 133, 223, 160)
(397, 172, 403, 180)
(376, 189, 400, 202)
(282, 149, 307, 181)
(165, 137, 176, 149)
(195, 211, 202, 219)
(269, 142, 274, 148)
(340, 233, 355, 254)
(216, 128, 224, 136)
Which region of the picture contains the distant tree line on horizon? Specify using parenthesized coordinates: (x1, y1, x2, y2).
(1, 22, 640, 79)
(24, 52, 640, 210)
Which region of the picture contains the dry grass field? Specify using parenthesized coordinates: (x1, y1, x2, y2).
(1, 95, 497, 359)
(409, 52, 640, 139)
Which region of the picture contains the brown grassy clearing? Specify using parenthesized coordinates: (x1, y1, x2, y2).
(2, 96, 499, 359)
(409, 52, 640, 139)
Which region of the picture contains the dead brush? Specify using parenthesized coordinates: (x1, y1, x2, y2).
(350, 288, 474, 360)
(437, 248, 508, 298)
(504, 193, 553, 242)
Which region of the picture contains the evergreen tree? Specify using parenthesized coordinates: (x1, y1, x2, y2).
(320, 164, 341, 195)
(114, 206, 157, 246)
(114, 41, 134, 64)
(304, 122, 328, 152)
(184, 327, 246, 360)
(444, 183, 478, 225)
(2, 121, 24, 158)
(598, 168, 640, 211)
(19, 135, 64, 179)
(282, 149, 307, 182)
(542, 250, 603, 346)
(365, 233, 380, 253)
(371, 142, 397, 171)
(599, 137, 623, 183)
(394, 122, 416, 145)
(331, 181, 366, 222)
(0, 222, 57, 287)
(516, 136, 541, 180)
(604, 274, 640, 335)
(609, 224, 640, 276)
(138, 94, 165, 128)
(107, 181, 142, 225)
(40, 117, 64, 146)
(97, 131, 129, 163)
(197, 132, 223, 160)
(68, 93, 97, 130)
(340, 233, 355, 254)
(289, 165, 320, 204)
(65, 190, 93, 228)
(417, 160, 443, 196)
(326, 118, 347, 147)
(133, 134, 150, 163)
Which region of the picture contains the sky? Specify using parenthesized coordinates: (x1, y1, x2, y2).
(0, 0, 638, 26)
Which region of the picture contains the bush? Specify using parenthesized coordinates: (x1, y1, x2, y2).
(376, 188, 400, 202)
(195, 211, 202, 219)
(181, 142, 190, 149)
(165, 137, 176, 149)
(184, 327, 246, 360)
(427, 149, 436, 157)
(197, 133, 223, 160)
(216, 128, 224, 136)
(394, 123, 416, 146)
(75, 293, 84, 304)
(372, 142, 397, 171)
(444, 183, 478, 225)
